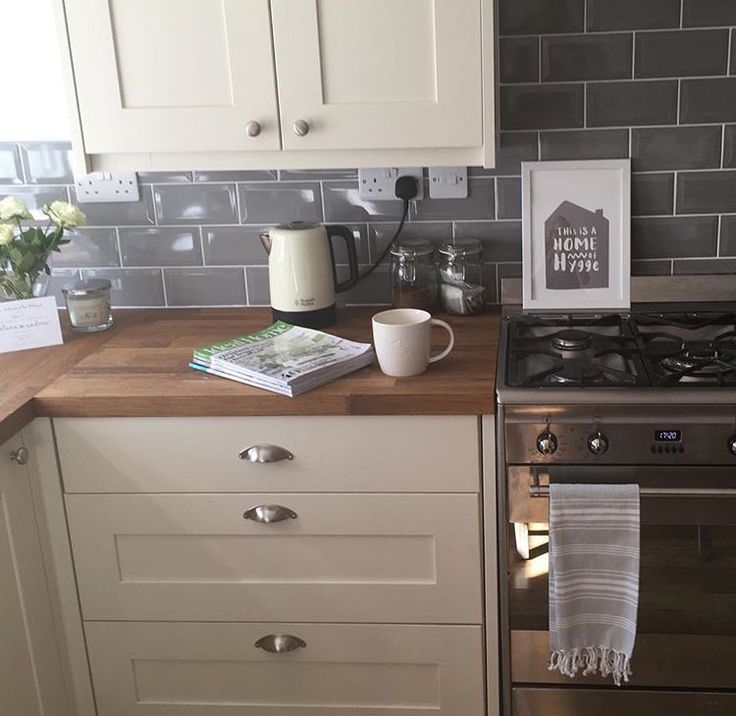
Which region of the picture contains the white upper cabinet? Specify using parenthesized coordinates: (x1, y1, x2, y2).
(58, 0, 495, 170)
(271, 0, 482, 151)
(63, 0, 280, 153)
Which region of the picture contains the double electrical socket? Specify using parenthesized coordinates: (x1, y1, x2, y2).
(75, 172, 140, 203)
(358, 166, 469, 200)
(358, 168, 424, 201)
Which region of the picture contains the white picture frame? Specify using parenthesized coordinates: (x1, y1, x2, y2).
(521, 159, 631, 311)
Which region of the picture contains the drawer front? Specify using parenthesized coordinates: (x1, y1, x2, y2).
(56, 416, 480, 493)
(66, 493, 482, 623)
(85, 621, 484, 716)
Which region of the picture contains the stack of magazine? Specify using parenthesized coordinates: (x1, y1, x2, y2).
(189, 321, 375, 397)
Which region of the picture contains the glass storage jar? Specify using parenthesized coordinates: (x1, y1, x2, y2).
(438, 239, 486, 315)
(390, 238, 439, 312)
(62, 278, 114, 332)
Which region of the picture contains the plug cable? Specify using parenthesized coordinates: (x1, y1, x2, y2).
(358, 175, 418, 280)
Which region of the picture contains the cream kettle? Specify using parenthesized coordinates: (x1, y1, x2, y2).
(260, 222, 359, 328)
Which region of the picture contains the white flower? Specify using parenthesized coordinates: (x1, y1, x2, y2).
(0, 196, 32, 222)
(0, 224, 14, 246)
(42, 201, 87, 229)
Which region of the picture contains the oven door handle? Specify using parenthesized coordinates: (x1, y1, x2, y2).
(529, 468, 736, 499)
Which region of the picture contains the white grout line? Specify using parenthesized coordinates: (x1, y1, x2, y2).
(243, 267, 250, 304)
(160, 268, 168, 307)
(672, 171, 678, 213)
(631, 32, 636, 78)
(717, 214, 723, 255)
(721, 124, 727, 168)
(729, 29, 734, 75)
(679, 0, 684, 29)
(676, 79, 681, 124)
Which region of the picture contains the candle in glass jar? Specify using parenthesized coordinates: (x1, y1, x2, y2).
(62, 279, 113, 332)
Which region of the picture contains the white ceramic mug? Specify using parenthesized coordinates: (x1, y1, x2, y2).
(372, 308, 455, 377)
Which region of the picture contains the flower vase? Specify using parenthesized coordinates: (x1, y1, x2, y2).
(0, 266, 51, 301)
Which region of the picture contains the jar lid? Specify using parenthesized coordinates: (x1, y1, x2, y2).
(390, 238, 434, 258)
(62, 278, 112, 296)
(439, 239, 483, 257)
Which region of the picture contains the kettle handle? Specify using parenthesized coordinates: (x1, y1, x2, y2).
(328, 225, 360, 293)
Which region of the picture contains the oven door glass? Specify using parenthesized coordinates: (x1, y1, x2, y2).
(507, 465, 736, 689)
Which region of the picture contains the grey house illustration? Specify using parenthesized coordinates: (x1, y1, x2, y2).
(545, 200, 610, 290)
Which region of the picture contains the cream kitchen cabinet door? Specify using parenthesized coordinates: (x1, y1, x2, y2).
(85, 621, 485, 716)
(0, 433, 69, 716)
(270, 0, 483, 151)
(62, 0, 280, 154)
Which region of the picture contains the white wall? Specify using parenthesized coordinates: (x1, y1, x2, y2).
(1, 0, 70, 141)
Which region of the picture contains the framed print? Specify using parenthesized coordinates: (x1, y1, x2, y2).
(522, 159, 630, 311)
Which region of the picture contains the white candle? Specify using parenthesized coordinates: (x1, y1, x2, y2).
(67, 294, 109, 327)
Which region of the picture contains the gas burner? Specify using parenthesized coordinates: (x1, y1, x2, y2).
(551, 329, 593, 352)
(550, 359, 604, 385)
(657, 344, 736, 383)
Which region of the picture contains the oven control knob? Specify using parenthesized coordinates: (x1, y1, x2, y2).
(728, 437, 736, 456)
(588, 432, 609, 455)
(536, 431, 558, 455)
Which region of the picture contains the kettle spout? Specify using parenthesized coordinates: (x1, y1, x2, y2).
(259, 231, 272, 255)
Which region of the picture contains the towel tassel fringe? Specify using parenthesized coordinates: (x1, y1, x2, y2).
(548, 647, 632, 687)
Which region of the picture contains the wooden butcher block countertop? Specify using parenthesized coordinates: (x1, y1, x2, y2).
(0, 307, 500, 441)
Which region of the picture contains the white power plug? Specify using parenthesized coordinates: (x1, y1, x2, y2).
(75, 172, 140, 203)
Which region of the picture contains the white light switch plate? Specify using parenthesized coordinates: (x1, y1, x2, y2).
(358, 167, 424, 201)
(429, 167, 468, 199)
(75, 172, 140, 203)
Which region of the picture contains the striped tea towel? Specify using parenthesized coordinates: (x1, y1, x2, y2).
(548, 483, 640, 686)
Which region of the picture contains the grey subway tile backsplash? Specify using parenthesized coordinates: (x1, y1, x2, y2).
(718, 215, 736, 256)
(587, 0, 681, 31)
(631, 126, 723, 171)
(239, 181, 322, 224)
(497, 178, 521, 220)
(138, 171, 193, 183)
(245, 266, 270, 305)
(2, 185, 68, 214)
(11, 0, 736, 309)
(337, 265, 390, 307)
(194, 170, 277, 182)
(540, 129, 629, 161)
(676, 171, 736, 214)
(20, 142, 73, 184)
(631, 174, 675, 217)
(674, 258, 736, 275)
(154, 183, 238, 225)
(500, 84, 584, 130)
(164, 267, 246, 306)
(632, 217, 719, 259)
(412, 179, 494, 221)
(631, 260, 673, 276)
(542, 34, 632, 82)
(0, 144, 24, 184)
(635, 30, 729, 79)
(587, 81, 678, 127)
(682, 0, 736, 27)
(680, 79, 736, 123)
(119, 227, 202, 267)
(51, 227, 120, 268)
(323, 181, 404, 223)
(500, 38, 539, 83)
(202, 226, 270, 266)
(71, 186, 155, 226)
(499, 0, 584, 35)
(81, 268, 166, 307)
(455, 222, 523, 262)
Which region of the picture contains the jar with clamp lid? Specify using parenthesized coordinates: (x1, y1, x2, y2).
(389, 238, 439, 312)
(438, 239, 486, 315)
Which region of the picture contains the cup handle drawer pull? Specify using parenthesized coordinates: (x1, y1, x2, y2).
(243, 505, 298, 523)
(239, 444, 294, 463)
(255, 634, 307, 653)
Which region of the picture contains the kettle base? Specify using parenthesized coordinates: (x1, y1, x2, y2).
(272, 304, 337, 329)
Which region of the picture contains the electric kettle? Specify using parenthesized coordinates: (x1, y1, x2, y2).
(260, 222, 359, 328)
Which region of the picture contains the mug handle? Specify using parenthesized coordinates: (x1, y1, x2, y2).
(428, 319, 455, 364)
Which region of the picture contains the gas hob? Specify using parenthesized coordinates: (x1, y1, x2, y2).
(498, 309, 736, 405)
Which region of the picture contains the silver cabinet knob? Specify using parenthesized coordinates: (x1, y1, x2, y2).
(728, 437, 736, 455)
(536, 431, 558, 455)
(588, 431, 609, 455)
(293, 119, 310, 137)
(245, 120, 262, 137)
(255, 634, 306, 653)
(239, 444, 294, 463)
(243, 504, 297, 524)
(9, 447, 28, 465)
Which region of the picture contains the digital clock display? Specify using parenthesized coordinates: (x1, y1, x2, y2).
(655, 430, 682, 442)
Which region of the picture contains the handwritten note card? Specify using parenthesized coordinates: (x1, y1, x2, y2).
(0, 297, 63, 354)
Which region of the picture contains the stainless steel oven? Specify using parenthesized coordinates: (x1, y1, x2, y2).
(499, 405, 736, 716)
